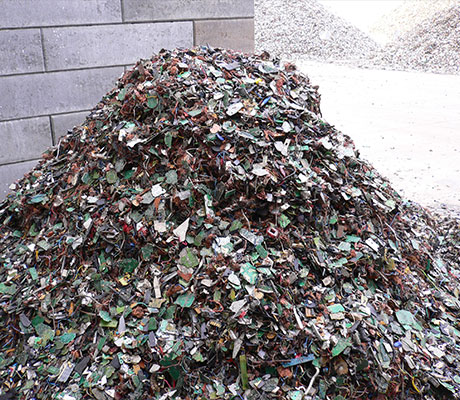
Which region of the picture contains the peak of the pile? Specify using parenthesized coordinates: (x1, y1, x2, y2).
(1, 47, 459, 400)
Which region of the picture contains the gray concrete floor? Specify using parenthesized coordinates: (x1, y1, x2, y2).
(297, 61, 460, 213)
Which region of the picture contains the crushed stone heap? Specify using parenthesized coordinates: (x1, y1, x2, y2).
(375, 4, 460, 75)
(255, 0, 379, 61)
(1, 47, 460, 400)
(370, 0, 458, 44)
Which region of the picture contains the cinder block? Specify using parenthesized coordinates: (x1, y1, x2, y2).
(43, 22, 193, 71)
(51, 111, 89, 141)
(124, 0, 254, 21)
(0, 117, 52, 164)
(0, 160, 39, 200)
(0, 0, 121, 28)
(195, 19, 255, 53)
(0, 66, 123, 121)
(0, 29, 44, 75)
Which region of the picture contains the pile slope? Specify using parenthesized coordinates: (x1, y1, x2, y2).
(375, 5, 460, 75)
(0, 47, 459, 400)
(370, 0, 458, 44)
(255, 0, 379, 61)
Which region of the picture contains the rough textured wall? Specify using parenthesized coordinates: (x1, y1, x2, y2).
(0, 0, 254, 198)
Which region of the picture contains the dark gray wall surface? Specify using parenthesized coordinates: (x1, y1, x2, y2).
(0, 0, 254, 199)
(123, 0, 253, 21)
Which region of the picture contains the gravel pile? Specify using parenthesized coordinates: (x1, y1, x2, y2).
(256, 0, 460, 75)
(255, 0, 379, 62)
(373, 5, 460, 75)
(370, 0, 458, 44)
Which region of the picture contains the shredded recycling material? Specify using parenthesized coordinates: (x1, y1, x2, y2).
(256, 0, 460, 75)
(372, 5, 460, 75)
(1, 47, 460, 400)
(255, 0, 379, 62)
(370, 0, 458, 44)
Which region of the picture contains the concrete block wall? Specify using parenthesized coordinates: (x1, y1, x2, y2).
(0, 0, 254, 199)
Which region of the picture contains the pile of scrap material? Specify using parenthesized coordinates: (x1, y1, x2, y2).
(370, 0, 458, 44)
(374, 4, 460, 74)
(255, 0, 379, 61)
(1, 47, 459, 400)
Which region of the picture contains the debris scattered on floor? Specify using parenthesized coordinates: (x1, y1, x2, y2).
(1, 47, 459, 399)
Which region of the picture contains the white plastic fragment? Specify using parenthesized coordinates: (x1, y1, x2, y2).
(365, 238, 380, 252)
(319, 137, 333, 150)
(153, 276, 162, 298)
(226, 102, 244, 116)
(151, 184, 166, 198)
(252, 167, 269, 176)
(117, 315, 126, 334)
(57, 362, 74, 383)
(83, 218, 92, 230)
(154, 221, 167, 233)
(282, 121, 291, 133)
(228, 272, 241, 287)
(274, 139, 291, 156)
(230, 299, 247, 313)
(127, 137, 146, 148)
(173, 218, 189, 242)
(232, 336, 243, 359)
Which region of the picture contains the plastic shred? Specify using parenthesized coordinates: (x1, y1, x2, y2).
(0, 46, 459, 399)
